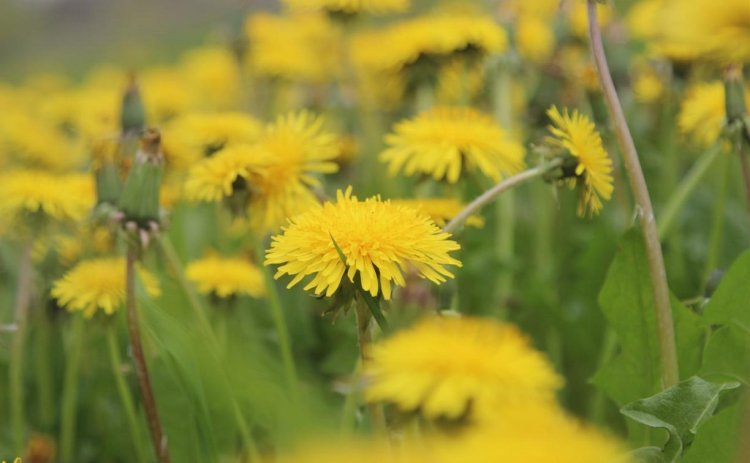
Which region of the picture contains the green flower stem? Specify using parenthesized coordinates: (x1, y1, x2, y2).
(257, 240, 299, 392)
(658, 144, 722, 239)
(10, 239, 33, 455)
(354, 296, 387, 435)
(34, 304, 55, 429)
(339, 359, 361, 435)
(157, 235, 259, 460)
(125, 245, 171, 463)
(59, 314, 86, 463)
(703, 152, 730, 285)
(106, 325, 148, 463)
(587, 0, 679, 388)
(443, 161, 563, 234)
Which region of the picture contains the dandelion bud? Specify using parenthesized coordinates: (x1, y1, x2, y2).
(118, 129, 164, 227)
(120, 73, 146, 136)
(724, 65, 747, 125)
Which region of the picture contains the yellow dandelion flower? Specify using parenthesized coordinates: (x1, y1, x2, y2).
(265, 187, 462, 300)
(246, 13, 342, 82)
(657, 0, 750, 63)
(626, 0, 663, 41)
(0, 170, 95, 227)
(546, 106, 613, 217)
(180, 46, 242, 110)
(183, 145, 255, 202)
(162, 112, 262, 170)
(515, 15, 556, 64)
(0, 110, 83, 170)
(678, 82, 750, 146)
(380, 107, 525, 184)
(52, 257, 161, 317)
(435, 403, 633, 463)
(141, 67, 193, 123)
(390, 198, 484, 228)
(246, 111, 340, 232)
(364, 316, 562, 420)
(186, 255, 265, 299)
(283, 0, 408, 15)
(632, 65, 665, 104)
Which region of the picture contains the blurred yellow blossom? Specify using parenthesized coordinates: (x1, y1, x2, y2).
(283, 0, 408, 15)
(678, 82, 750, 146)
(186, 255, 265, 299)
(180, 46, 242, 110)
(516, 15, 556, 64)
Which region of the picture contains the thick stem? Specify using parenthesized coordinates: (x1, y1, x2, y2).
(354, 296, 387, 435)
(257, 240, 298, 392)
(107, 326, 148, 463)
(126, 246, 171, 463)
(10, 240, 33, 455)
(443, 161, 563, 234)
(59, 315, 86, 463)
(658, 145, 722, 238)
(587, 0, 679, 388)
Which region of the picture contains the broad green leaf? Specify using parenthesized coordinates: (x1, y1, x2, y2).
(702, 249, 750, 330)
(592, 230, 707, 444)
(682, 403, 743, 463)
(621, 376, 740, 462)
(700, 325, 750, 383)
(630, 446, 672, 463)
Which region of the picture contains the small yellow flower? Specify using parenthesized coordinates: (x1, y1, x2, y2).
(246, 13, 342, 83)
(0, 110, 83, 170)
(183, 145, 255, 203)
(515, 15, 555, 64)
(380, 107, 525, 183)
(626, 0, 663, 41)
(265, 187, 462, 300)
(632, 66, 665, 104)
(52, 257, 161, 317)
(141, 67, 193, 123)
(364, 316, 562, 420)
(436, 403, 633, 463)
(678, 82, 750, 146)
(545, 106, 614, 217)
(186, 255, 265, 299)
(390, 198, 484, 228)
(0, 170, 94, 228)
(283, 0, 408, 15)
(180, 46, 242, 110)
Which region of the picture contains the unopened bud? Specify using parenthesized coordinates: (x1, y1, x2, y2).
(121, 73, 146, 135)
(118, 129, 164, 227)
(724, 65, 747, 124)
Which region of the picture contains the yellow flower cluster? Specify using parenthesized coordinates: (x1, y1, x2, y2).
(265, 187, 461, 300)
(186, 255, 265, 299)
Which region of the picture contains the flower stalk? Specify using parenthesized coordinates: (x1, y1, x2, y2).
(60, 314, 86, 463)
(354, 295, 387, 435)
(9, 239, 33, 455)
(125, 245, 171, 463)
(586, 0, 679, 388)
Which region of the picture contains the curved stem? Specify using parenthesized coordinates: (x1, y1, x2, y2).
(10, 239, 33, 455)
(587, 0, 679, 388)
(106, 326, 148, 463)
(443, 160, 562, 234)
(60, 315, 86, 463)
(126, 246, 171, 463)
(658, 145, 722, 239)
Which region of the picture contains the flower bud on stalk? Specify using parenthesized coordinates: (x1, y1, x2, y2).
(118, 129, 164, 230)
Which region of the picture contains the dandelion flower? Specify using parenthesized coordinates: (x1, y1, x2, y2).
(265, 187, 462, 300)
(141, 67, 193, 123)
(0, 110, 83, 170)
(515, 15, 555, 64)
(436, 403, 633, 463)
(657, 0, 750, 63)
(0, 170, 95, 227)
(632, 66, 665, 104)
(364, 316, 562, 419)
(183, 145, 255, 202)
(678, 82, 750, 146)
(162, 112, 262, 170)
(381, 107, 525, 183)
(390, 198, 484, 228)
(246, 13, 342, 82)
(52, 257, 161, 317)
(180, 46, 242, 110)
(283, 0, 408, 15)
(186, 255, 265, 299)
(545, 106, 613, 216)
(247, 111, 340, 232)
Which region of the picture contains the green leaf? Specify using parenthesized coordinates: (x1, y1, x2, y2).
(702, 249, 750, 330)
(700, 325, 750, 383)
(681, 403, 743, 463)
(592, 230, 707, 443)
(621, 376, 740, 462)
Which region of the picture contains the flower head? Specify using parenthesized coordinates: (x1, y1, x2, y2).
(183, 145, 255, 203)
(380, 107, 525, 183)
(545, 106, 613, 216)
(0, 170, 94, 231)
(678, 82, 750, 146)
(52, 257, 161, 317)
(265, 187, 462, 300)
(364, 316, 562, 420)
(515, 15, 555, 64)
(186, 255, 265, 299)
(180, 46, 242, 110)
